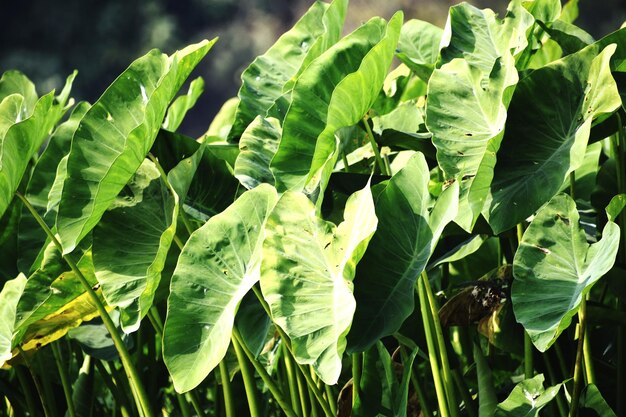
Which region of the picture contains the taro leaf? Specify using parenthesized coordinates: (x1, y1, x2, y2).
(427, 234, 486, 271)
(540, 20, 594, 55)
(348, 153, 458, 352)
(93, 149, 203, 332)
(234, 116, 281, 189)
(0, 196, 21, 282)
(12, 248, 104, 354)
(271, 13, 403, 197)
(70, 355, 95, 417)
(494, 374, 561, 417)
(163, 184, 278, 393)
(522, 0, 561, 23)
(56, 40, 214, 254)
(150, 130, 239, 222)
(580, 383, 618, 417)
(0, 71, 75, 219)
(395, 19, 443, 81)
(426, 2, 533, 231)
(228, 0, 347, 140)
(163, 76, 204, 132)
(372, 100, 423, 136)
(18, 103, 91, 273)
(484, 44, 621, 234)
(512, 193, 620, 351)
(353, 342, 417, 417)
(0, 274, 27, 367)
(205, 98, 239, 140)
(0, 71, 38, 113)
(261, 184, 377, 384)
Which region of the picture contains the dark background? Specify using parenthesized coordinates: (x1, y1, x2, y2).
(1, 0, 624, 137)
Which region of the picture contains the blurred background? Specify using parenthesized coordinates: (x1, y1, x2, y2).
(2, 0, 625, 137)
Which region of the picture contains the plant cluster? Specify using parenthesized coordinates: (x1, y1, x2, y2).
(1, 0, 625, 416)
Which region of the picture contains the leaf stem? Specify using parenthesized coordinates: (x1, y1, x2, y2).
(232, 327, 298, 417)
(417, 277, 450, 417)
(361, 116, 389, 176)
(218, 360, 235, 417)
(16, 347, 52, 417)
(352, 353, 361, 408)
(51, 342, 76, 417)
(568, 297, 587, 417)
(251, 285, 335, 417)
(232, 336, 262, 417)
(15, 191, 154, 417)
(422, 271, 458, 417)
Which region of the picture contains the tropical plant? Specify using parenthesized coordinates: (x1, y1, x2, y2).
(1, 0, 626, 416)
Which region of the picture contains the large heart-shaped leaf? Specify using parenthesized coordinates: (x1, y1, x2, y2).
(426, 2, 533, 231)
(270, 12, 402, 196)
(0, 274, 26, 367)
(0, 71, 75, 219)
(348, 153, 458, 352)
(163, 76, 204, 132)
(484, 43, 621, 233)
(260, 184, 377, 384)
(56, 40, 214, 254)
(234, 116, 281, 189)
(163, 184, 278, 393)
(395, 19, 443, 81)
(228, 0, 347, 140)
(494, 374, 561, 417)
(92, 148, 203, 332)
(512, 193, 620, 351)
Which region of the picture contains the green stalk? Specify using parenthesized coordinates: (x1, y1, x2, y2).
(15, 366, 38, 417)
(361, 117, 389, 176)
(324, 384, 336, 415)
(251, 285, 335, 417)
(295, 366, 310, 417)
(341, 151, 351, 173)
(232, 327, 298, 417)
(543, 352, 567, 417)
(282, 343, 301, 416)
(51, 342, 76, 417)
(569, 297, 588, 417)
(421, 271, 458, 417)
(219, 360, 235, 417)
(613, 114, 626, 416)
(108, 362, 139, 416)
(15, 192, 154, 417)
(186, 392, 205, 417)
(16, 347, 52, 417)
(94, 360, 132, 417)
(417, 278, 450, 417)
(400, 345, 434, 417)
(452, 369, 476, 417)
(352, 353, 361, 408)
(232, 335, 262, 417)
(583, 312, 595, 385)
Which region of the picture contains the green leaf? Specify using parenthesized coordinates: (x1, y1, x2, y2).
(234, 116, 281, 189)
(205, 97, 239, 140)
(92, 151, 202, 332)
(12, 248, 103, 353)
(18, 102, 91, 273)
(512, 193, 620, 351)
(163, 76, 204, 132)
(522, 0, 561, 22)
(494, 374, 561, 417)
(426, 2, 533, 231)
(0, 274, 27, 367)
(271, 12, 403, 196)
(484, 43, 621, 234)
(0, 71, 76, 219)
(348, 153, 458, 352)
(261, 183, 377, 384)
(541, 20, 594, 55)
(163, 184, 278, 393)
(228, 0, 348, 140)
(151, 130, 240, 221)
(353, 342, 417, 417)
(395, 19, 443, 81)
(580, 384, 618, 417)
(0, 71, 38, 117)
(68, 310, 132, 361)
(56, 40, 214, 254)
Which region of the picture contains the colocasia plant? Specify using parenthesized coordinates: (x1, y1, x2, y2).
(1, 0, 626, 416)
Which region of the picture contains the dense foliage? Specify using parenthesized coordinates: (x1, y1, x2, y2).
(1, 0, 625, 416)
